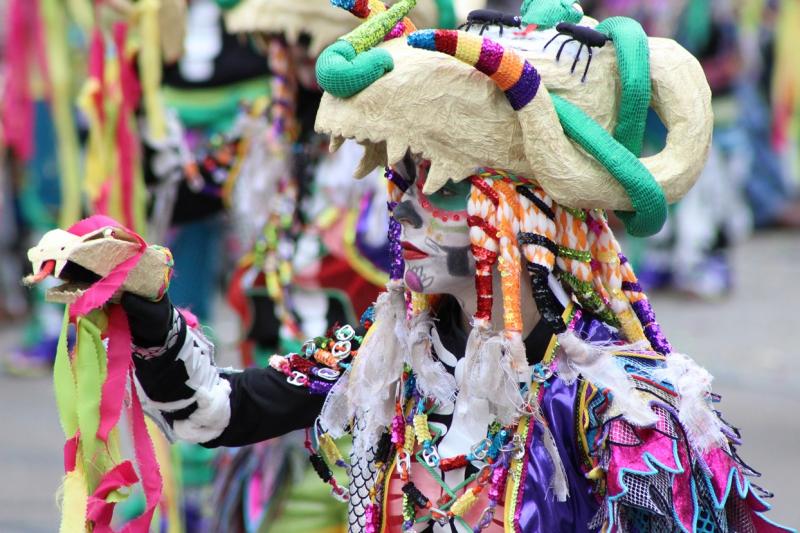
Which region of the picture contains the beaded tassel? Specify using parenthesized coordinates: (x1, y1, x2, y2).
(318, 433, 345, 467)
(413, 413, 431, 444)
(450, 487, 480, 517)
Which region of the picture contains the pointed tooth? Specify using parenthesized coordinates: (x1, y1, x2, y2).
(385, 139, 407, 166)
(329, 135, 345, 153)
(285, 26, 300, 46)
(353, 142, 384, 179)
(354, 155, 376, 180)
(422, 161, 452, 195)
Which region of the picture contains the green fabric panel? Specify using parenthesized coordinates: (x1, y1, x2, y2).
(520, 0, 583, 29)
(53, 308, 78, 438)
(552, 95, 667, 237)
(74, 315, 105, 474)
(316, 40, 394, 98)
(162, 76, 270, 133)
(596, 17, 650, 158)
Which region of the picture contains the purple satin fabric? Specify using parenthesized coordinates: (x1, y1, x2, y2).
(516, 313, 619, 532)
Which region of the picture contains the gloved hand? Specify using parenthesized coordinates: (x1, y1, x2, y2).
(121, 293, 175, 348)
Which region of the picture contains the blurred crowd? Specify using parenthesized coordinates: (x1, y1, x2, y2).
(0, 0, 798, 531)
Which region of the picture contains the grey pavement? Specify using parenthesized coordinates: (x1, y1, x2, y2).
(1, 232, 798, 531)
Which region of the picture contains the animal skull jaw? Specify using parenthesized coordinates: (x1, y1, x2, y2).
(24, 226, 173, 305)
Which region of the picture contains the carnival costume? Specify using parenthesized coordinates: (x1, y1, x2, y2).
(26, 1, 793, 532)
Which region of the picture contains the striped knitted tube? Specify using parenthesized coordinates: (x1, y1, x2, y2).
(333, 0, 419, 34)
(407, 30, 541, 110)
(342, 0, 417, 52)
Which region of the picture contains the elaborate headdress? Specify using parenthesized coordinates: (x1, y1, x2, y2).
(313, 0, 714, 450)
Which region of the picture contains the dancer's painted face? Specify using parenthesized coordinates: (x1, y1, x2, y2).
(392, 155, 475, 295)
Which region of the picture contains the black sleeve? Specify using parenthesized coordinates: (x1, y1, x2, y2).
(202, 368, 326, 447)
(133, 313, 327, 447)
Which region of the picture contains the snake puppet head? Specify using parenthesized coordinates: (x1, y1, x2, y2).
(24, 225, 173, 304)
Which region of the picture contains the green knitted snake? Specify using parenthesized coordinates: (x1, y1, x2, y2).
(522, 0, 665, 236)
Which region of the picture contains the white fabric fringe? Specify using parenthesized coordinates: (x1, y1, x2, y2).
(541, 420, 570, 502)
(318, 370, 352, 439)
(458, 321, 526, 426)
(343, 282, 407, 455)
(557, 331, 658, 427)
(652, 352, 726, 452)
(406, 312, 457, 408)
(173, 380, 232, 443)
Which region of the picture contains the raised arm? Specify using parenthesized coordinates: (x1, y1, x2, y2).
(123, 294, 353, 447)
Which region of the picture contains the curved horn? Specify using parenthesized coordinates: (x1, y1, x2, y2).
(408, 29, 669, 236)
(316, 0, 417, 98)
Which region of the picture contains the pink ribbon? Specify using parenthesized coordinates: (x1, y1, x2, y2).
(86, 461, 140, 530)
(64, 434, 80, 473)
(66, 215, 162, 532)
(113, 23, 142, 231)
(97, 306, 131, 442)
(0, 0, 41, 160)
(85, 373, 163, 533)
(66, 215, 147, 318)
(120, 367, 162, 533)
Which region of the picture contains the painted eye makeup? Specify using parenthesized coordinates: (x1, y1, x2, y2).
(409, 161, 470, 218)
(424, 181, 470, 212)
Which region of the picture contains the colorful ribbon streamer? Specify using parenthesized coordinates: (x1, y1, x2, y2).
(53, 215, 163, 532)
